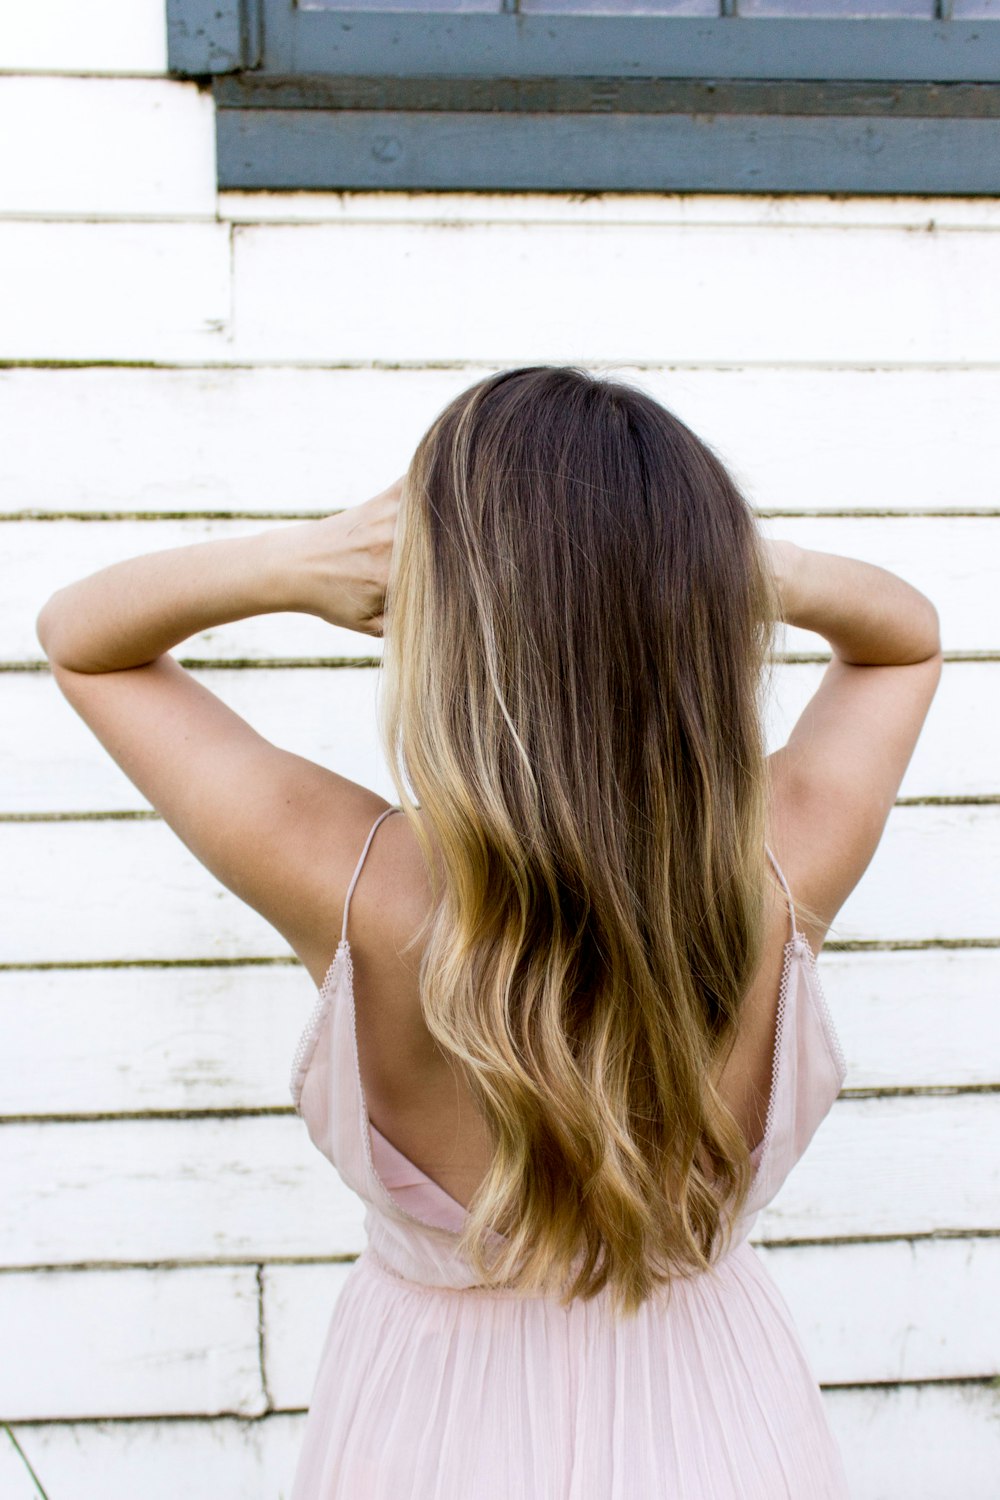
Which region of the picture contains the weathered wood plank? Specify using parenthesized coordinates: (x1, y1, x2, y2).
(0, 1115, 366, 1267)
(0, 78, 216, 219)
(820, 947, 1000, 1092)
(231, 219, 1000, 366)
(0, 1265, 264, 1420)
(9, 515, 998, 658)
(827, 1382, 1000, 1500)
(755, 1093, 1000, 1244)
(0, 223, 230, 363)
(757, 1237, 1000, 1385)
(261, 1237, 1000, 1411)
(216, 192, 1000, 230)
(3, 365, 1000, 514)
(2, 1095, 997, 1266)
(3, 659, 993, 815)
(0, 0, 168, 74)
(1, 807, 997, 966)
(7, 216, 990, 368)
(0, 965, 317, 1116)
(262, 1261, 354, 1413)
(0, 819, 291, 966)
(2, 948, 996, 1118)
(1, 1415, 304, 1500)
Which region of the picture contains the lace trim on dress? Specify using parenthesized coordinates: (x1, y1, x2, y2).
(795, 932, 849, 1081)
(750, 936, 796, 1176)
(751, 933, 848, 1181)
(289, 941, 347, 1112)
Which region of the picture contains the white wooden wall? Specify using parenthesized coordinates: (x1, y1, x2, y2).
(2, 5, 999, 1497)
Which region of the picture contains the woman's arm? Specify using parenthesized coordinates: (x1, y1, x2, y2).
(36, 478, 403, 672)
(33, 481, 404, 985)
(763, 539, 943, 947)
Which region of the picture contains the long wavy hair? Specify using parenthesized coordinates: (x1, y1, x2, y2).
(378, 365, 780, 1318)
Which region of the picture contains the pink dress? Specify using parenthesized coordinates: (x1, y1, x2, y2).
(289, 806, 852, 1499)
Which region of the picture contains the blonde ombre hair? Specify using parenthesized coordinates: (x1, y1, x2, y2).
(378, 365, 779, 1318)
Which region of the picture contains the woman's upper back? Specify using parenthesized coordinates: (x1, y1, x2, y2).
(291, 803, 848, 1286)
(342, 810, 809, 1207)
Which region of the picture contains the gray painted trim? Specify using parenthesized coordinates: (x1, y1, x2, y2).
(170, 0, 1000, 190)
(166, 0, 260, 76)
(259, 5, 1000, 83)
(214, 75, 1000, 118)
(216, 107, 1000, 193)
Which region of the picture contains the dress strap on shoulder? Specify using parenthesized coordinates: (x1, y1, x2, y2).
(764, 843, 799, 942)
(341, 805, 403, 945)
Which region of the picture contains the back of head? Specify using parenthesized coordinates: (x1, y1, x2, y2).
(379, 365, 778, 1317)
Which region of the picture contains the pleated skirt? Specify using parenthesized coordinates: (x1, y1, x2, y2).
(289, 1238, 851, 1500)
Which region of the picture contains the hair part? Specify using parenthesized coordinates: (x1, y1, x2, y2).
(378, 365, 780, 1318)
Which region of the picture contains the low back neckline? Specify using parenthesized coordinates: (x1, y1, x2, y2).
(290, 806, 838, 1234)
(324, 925, 825, 1232)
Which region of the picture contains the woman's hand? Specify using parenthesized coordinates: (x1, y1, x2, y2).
(760, 537, 802, 624)
(36, 475, 408, 673)
(295, 475, 405, 637)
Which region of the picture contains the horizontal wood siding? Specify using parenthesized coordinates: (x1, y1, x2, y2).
(2, 949, 999, 1120)
(5, 1094, 998, 1267)
(0, 77, 215, 218)
(2, 361, 1000, 517)
(0, 1265, 264, 1420)
(0, 2, 168, 75)
(4, 212, 1000, 365)
(1, 32, 997, 1500)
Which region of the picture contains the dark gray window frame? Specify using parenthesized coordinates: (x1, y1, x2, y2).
(167, 1, 1000, 193)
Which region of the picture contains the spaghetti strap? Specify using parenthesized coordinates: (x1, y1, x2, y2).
(764, 842, 799, 942)
(341, 805, 403, 945)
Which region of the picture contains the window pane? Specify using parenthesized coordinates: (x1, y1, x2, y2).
(739, 0, 931, 12)
(298, 0, 952, 9)
(299, 1, 501, 11)
(520, 1, 718, 13)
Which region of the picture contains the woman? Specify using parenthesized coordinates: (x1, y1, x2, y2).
(37, 366, 941, 1497)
